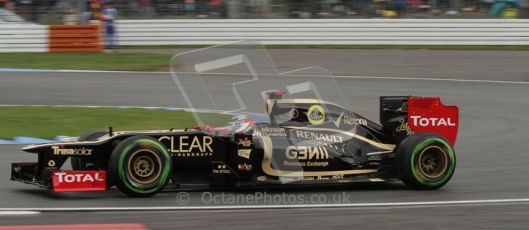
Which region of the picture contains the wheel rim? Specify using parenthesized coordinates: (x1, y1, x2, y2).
(417, 145, 449, 179)
(127, 149, 162, 185)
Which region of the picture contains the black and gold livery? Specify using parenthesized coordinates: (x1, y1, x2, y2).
(10, 96, 457, 197)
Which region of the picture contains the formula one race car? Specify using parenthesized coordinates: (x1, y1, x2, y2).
(11, 94, 459, 197)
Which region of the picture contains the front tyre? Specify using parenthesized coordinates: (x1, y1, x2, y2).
(396, 133, 456, 190)
(109, 136, 172, 197)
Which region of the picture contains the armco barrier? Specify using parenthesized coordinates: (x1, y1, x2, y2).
(49, 25, 103, 52)
(2, 19, 529, 52)
(0, 24, 102, 53)
(0, 24, 48, 52)
(116, 19, 529, 45)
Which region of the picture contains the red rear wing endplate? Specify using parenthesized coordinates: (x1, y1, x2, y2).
(408, 97, 459, 146)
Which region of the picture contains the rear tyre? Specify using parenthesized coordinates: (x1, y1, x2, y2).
(109, 136, 172, 197)
(396, 133, 456, 190)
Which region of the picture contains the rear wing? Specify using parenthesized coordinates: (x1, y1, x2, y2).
(380, 96, 459, 146)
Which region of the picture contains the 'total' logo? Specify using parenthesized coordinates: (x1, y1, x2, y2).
(410, 116, 456, 127)
(51, 170, 106, 192)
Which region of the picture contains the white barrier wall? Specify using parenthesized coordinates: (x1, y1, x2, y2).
(2, 19, 529, 52)
(116, 19, 529, 45)
(0, 24, 48, 52)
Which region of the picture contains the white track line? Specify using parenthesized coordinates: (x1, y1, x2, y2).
(332, 75, 529, 85)
(0, 104, 184, 110)
(1, 198, 528, 212)
(3, 69, 529, 85)
(0, 104, 229, 114)
(80, 70, 529, 85)
(0, 211, 41, 215)
(201, 72, 529, 85)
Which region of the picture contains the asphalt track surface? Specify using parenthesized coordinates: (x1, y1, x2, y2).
(123, 48, 529, 81)
(0, 49, 529, 229)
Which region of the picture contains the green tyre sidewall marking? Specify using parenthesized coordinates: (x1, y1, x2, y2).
(410, 138, 456, 187)
(118, 139, 171, 194)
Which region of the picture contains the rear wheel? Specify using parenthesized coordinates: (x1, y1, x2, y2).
(109, 136, 172, 197)
(396, 133, 456, 190)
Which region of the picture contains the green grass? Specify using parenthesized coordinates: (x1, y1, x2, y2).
(1, 46, 525, 73)
(118, 45, 529, 51)
(3, 45, 525, 72)
(0, 53, 172, 71)
(0, 106, 230, 139)
(262, 45, 529, 50)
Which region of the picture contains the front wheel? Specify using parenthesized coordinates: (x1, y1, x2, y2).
(109, 136, 172, 197)
(396, 133, 456, 190)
